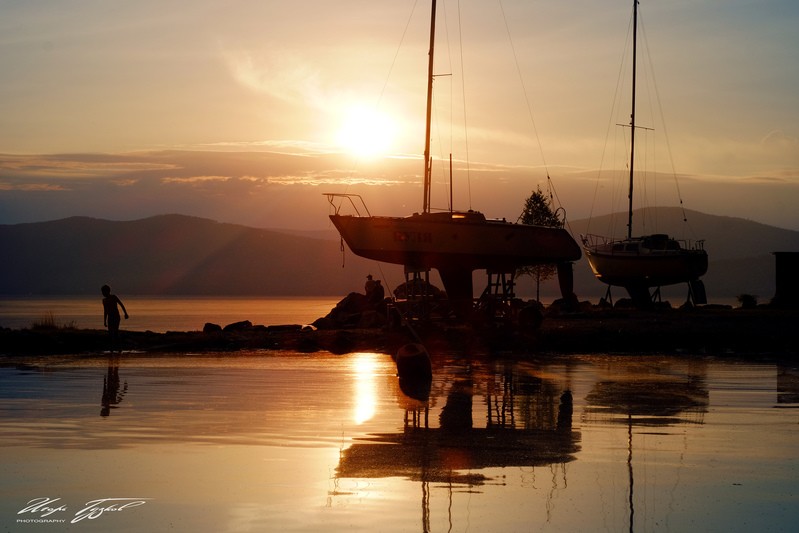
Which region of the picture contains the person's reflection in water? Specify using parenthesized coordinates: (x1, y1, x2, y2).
(439, 380, 473, 432)
(101, 355, 127, 417)
(557, 390, 573, 431)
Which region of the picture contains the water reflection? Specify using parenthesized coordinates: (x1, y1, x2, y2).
(1, 354, 797, 532)
(351, 352, 379, 424)
(337, 360, 581, 532)
(777, 364, 799, 405)
(583, 359, 709, 533)
(100, 355, 127, 417)
(337, 360, 581, 486)
(584, 359, 708, 424)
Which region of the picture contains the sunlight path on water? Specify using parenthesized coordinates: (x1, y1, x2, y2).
(0, 353, 797, 532)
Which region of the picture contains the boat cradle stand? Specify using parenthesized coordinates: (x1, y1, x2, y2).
(601, 279, 707, 308)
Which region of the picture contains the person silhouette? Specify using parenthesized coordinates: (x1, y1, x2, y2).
(101, 284, 128, 352)
(370, 279, 385, 307)
(364, 274, 376, 297)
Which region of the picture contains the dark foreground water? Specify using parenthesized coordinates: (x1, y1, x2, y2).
(1, 352, 797, 532)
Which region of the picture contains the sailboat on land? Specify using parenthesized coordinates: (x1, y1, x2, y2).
(582, 0, 707, 306)
(325, 0, 581, 309)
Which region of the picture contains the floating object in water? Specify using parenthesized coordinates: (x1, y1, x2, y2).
(394, 343, 432, 382)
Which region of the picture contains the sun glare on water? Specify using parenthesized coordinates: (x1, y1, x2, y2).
(336, 105, 397, 158)
(351, 352, 379, 425)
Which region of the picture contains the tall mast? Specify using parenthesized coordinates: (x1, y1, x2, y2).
(626, 0, 638, 240)
(422, 0, 437, 213)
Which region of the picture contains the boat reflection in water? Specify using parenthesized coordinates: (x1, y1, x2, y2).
(584, 358, 709, 533)
(777, 364, 799, 405)
(584, 359, 708, 425)
(337, 360, 580, 486)
(4, 353, 797, 532)
(337, 355, 713, 531)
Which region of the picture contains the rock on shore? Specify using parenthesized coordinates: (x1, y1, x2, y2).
(1, 307, 796, 359)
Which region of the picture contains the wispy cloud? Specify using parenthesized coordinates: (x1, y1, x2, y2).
(266, 173, 409, 187)
(220, 46, 326, 108)
(675, 133, 799, 180)
(1, 147, 797, 231)
(161, 175, 233, 184)
(0, 181, 68, 191)
(189, 139, 336, 155)
(0, 153, 178, 178)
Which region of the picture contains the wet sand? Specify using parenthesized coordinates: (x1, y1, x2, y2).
(1, 306, 796, 358)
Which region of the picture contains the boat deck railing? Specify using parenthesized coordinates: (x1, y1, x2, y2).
(582, 233, 706, 252)
(324, 193, 372, 217)
(688, 239, 706, 251)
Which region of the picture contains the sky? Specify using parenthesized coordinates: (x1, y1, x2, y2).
(1, 0, 798, 232)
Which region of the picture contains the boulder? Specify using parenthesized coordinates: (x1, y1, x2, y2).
(203, 322, 222, 333)
(223, 320, 252, 332)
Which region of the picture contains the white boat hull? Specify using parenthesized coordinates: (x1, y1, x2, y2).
(584, 235, 708, 289)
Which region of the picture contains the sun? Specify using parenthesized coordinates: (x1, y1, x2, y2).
(335, 105, 396, 158)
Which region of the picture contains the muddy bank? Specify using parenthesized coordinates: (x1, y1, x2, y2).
(533, 307, 797, 357)
(1, 306, 796, 359)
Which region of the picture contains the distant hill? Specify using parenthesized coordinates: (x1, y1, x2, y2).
(0, 215, 401, 296)
(1, 210, 797, 302)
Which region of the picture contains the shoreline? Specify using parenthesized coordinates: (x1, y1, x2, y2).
(1, 306, 796, 360)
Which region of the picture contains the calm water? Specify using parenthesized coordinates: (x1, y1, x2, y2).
(0, 296, 340, 332)
(0, 296, 745, 333)
(1, 352, 797, 532)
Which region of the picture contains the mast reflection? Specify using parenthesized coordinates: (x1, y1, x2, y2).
(584, 358, 709, 533)
(777, 364, 799, 405)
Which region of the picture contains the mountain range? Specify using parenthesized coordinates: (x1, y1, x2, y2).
(2, 209, 797, 303)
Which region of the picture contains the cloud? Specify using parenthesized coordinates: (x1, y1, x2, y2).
(156, 170, 412, 188)
(2, 146, 797, 231)
(266, 173, 408, 187)
(161, 175, 233, 184)
(725, 134, 799, 180)
(0, 153, 178, 179)
(220, 46, 324, 107)
(741, 168, 799, 184)
(111, 178, 139, 187)
(761, 130, 795, 146)
(193, 139, 334, 155)
(0, 181, 68, 191)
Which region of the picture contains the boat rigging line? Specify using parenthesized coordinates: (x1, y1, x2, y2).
(336, 0, 421, 194)
(586, 1, 697, 240)
(498, 0, 551, 180)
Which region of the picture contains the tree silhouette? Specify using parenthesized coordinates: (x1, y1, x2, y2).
(517, 186, 562, 301)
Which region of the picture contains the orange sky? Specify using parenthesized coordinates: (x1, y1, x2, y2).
(0, 1, 797, 230)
